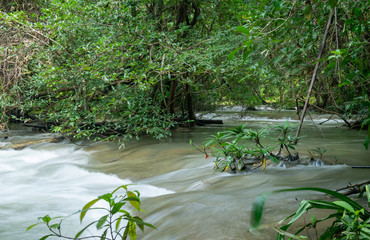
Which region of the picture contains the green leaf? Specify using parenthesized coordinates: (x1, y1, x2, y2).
(74, 221, 97, 240)
(333, 201, 355, 213)
(98, 193, 112, 203)
(126, 191, 140, 210)
(111, 202, 126, 215)
(115, 215, 124, 231)
(128, 221, 137, 240)
(288, 145, 296, 150)
(273, 227, 308, 240)
(288, 200, 311, 224)
(111, 185, 128, 194)
(250, 193, 270, 230)
(125, 215, 156, 231)
(328, 0, 339, 8)
(41, 215, 51, 223)
(236, 26, 250, 35)
(96, 214, 108, 229)
(229, 47, 241, 60)
(27, 223, 39, 231)
(269, 155, 279, 164)
(360, 227, 370, 239)
(364, 136, 369, 150)
(80, 198, 100, 223)
(39, 235, 54, 240)
(100, 229, 108, 240)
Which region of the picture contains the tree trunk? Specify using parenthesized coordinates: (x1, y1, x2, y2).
(167, 80, 177, 114)
(185, 84, 196, 123)
(295, 10, 334, 141)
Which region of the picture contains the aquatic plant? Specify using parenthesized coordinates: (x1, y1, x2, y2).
(27, 185, 155, 240)
(192, 122, 300, 172)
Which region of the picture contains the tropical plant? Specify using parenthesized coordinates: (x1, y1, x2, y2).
(27, 185, 155, 240)
(194, 124, 303, 173)
(251, 185, 370, 240)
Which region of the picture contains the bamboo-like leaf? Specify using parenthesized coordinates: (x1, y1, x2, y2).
(306, 200, 343, 210)
(80, 198, 100, 223)
(333, 201, 355, 213)
(288, 200, 311, 224)
(366, 185, 370, 208)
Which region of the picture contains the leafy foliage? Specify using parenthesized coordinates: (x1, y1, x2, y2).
(194, 122, 299, 172)
(251, 185, 370, 240)
(0, 0, 368, 147)
(27, 185, 155, 240)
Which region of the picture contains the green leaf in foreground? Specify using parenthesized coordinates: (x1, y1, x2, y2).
(80, 198, 100, 223)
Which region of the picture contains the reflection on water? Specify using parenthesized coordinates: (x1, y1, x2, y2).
(0, 110, 368, 239)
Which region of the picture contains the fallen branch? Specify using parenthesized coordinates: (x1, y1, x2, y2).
(336, 180, 370, 196)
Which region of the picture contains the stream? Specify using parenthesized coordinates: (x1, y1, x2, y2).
(0, 108, 369, 239)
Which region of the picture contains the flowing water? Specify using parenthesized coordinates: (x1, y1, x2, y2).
(0, 109, 369, 240)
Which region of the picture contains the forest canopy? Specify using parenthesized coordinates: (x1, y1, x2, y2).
(0, 0, 369, 144)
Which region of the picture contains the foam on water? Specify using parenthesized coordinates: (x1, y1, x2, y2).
(0, 138, 173, 240)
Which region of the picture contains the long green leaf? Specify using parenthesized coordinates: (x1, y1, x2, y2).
(306, 200, 343, 210)
(333, 201, 355, 213)
(115, 215, 124, 231)
(39, 235, 54, 240)
(288, 200, 311, 224)
(111, 185, 128, 195)
(74, 221, 97, 240)
(27, 223, 39, 231)
(80, 198, 100, 223)
(273, 227, 308, 240)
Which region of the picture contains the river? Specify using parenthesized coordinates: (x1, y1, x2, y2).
(0, 108, 368, 239)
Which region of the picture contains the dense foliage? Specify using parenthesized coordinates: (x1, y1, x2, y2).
(0, 0, 368, 144)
